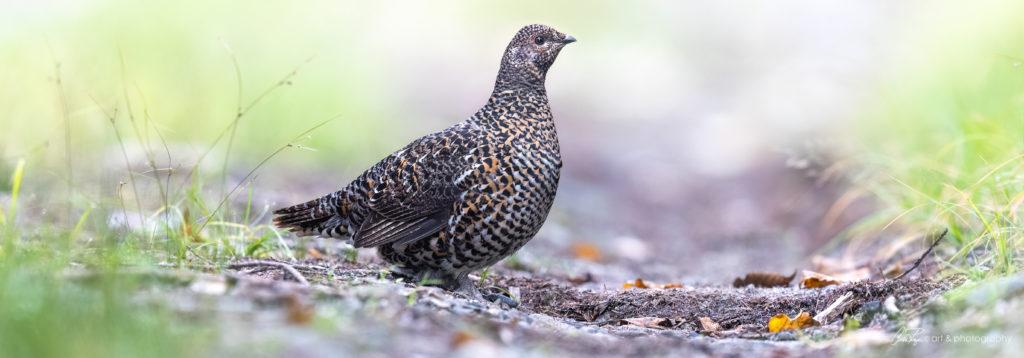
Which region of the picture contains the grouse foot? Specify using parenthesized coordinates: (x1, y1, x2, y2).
(450, 276, 517, 307)
(481, 286, 519, 308)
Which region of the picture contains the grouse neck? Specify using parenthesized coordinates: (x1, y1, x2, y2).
(471, 90, 554, 133)
(492, 65, 548, 97)
(487, 86, 549, 104)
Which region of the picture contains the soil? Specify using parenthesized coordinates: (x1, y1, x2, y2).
(146, 257, 949, 357)
(147, 155, 952, 357)
(71, 152, 953, 356)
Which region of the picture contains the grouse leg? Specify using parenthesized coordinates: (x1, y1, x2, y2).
(451, 274, 483, 298)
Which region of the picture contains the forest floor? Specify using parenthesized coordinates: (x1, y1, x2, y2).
(148, 257, 947, 357)
(103, 160, 998, 357)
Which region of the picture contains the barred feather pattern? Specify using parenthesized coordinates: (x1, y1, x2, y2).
(273, 24, 571, 285)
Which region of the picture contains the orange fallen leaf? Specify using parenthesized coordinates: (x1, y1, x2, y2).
(570, 242, 603, 262)
(307, 247, 324, 259)
(733, 271, 796, 288)
(624, 278, 650, 289)
(801, 270, 842, 288)
(623, 278, 683, 289)
(284, 294, 315, 325)
(768, 311, 817, 333)
(450, 331, 476, 348)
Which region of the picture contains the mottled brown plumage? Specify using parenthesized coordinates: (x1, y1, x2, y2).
(273, 24, 574, 297)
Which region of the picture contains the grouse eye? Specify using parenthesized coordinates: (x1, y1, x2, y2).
(534, 36, 545, 45)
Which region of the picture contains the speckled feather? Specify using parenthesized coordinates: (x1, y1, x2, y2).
(274, 24, 573, 286)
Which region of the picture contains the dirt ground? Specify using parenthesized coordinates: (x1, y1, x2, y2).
(145, 256, 949, 357)
(142, 157, 959, 357)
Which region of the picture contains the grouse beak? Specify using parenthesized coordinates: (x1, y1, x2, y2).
(561, 35, 577, 44)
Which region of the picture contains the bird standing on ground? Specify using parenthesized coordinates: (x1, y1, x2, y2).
(273, 24, 575, 301)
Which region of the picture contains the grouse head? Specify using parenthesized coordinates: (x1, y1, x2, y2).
(496, 24, 575, 91)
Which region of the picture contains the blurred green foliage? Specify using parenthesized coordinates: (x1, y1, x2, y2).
(849, 2, 1024, 276)
(0, 242, 208, 358)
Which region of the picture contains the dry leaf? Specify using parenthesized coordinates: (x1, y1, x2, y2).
(450, 331, 476, 348)
(733, 271, 796, 288)
(698, 316, 721, 333)
(570, 242, 603, 262)
(624, 278, 651, 289)
(883, 263, 903, 279)
(801, 270, 842, 288)
(801, 268, 870, 288)
(810, 256, 872, 281)
(623, 278, 683, 289)
(619, 317, 676, 329)
(284, 294, 315, 325)
(307, 247, 324, 259)
(181, 207, 203, 243)
(768, 311, 817, 333)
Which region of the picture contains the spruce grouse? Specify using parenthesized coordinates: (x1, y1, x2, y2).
(273, 24, 574, 300)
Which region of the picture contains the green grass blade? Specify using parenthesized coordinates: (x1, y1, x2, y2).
(3, 159, 25, 228)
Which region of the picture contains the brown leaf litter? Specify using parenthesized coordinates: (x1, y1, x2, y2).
(623, 278, 684, 289)
(499, 275, 949, 336)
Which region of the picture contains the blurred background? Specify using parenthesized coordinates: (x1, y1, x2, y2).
(3, 1, 1024, 356)
(1, 0, 1022, 282)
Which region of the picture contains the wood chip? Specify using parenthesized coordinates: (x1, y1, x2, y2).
(620, 317, 669, 329)
(699, 316, 721, 333)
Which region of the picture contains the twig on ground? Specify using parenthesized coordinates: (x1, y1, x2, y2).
(229, 260, 309, 285)
(329, 268, 388, 276)
(813, 291, 853, 323)
(893, 228, 948, 280)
